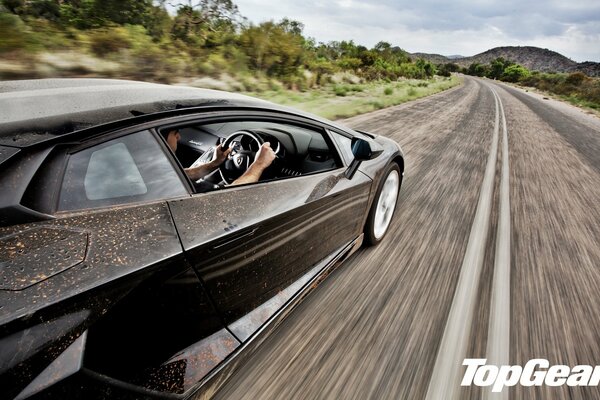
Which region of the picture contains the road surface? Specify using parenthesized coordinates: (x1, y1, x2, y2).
(214, 76, 600, 399)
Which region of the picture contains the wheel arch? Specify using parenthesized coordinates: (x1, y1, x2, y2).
(393, 155, 405, 178)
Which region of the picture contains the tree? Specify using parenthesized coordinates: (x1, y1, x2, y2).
(278, 18, 303, 36)
(170, 0, 241, 43)
(488, 57, 513, 80)
(2, 0, 25, 14)
(94, 0, 153, 25)
(57, 0, 156, 29)
(238, 20, 304, 78)
(467, 62, 488, 77)
(501, 64, 530, 82)
(438, 62, 460, 76)
(489, 58, 504, 79)
(142, 3, 172, 41)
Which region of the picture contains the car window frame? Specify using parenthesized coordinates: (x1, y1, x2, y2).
(24, 109, 359, 216)
(155, 111, 348, 194)
(326, 128, 356, 166)
(51, 127, 192, 216)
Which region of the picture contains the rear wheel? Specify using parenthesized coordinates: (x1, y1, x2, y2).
(364, 163, 401, 246)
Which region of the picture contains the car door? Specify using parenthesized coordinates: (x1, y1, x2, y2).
(1, 128, 240, 396)
(168, 118, 372, 342)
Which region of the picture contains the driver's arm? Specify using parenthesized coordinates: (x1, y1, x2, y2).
(184, 144, 230, 181)
(232, 142, 276, 185)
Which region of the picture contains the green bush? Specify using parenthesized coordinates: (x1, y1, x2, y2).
(501, 64, 530, 82)
(514, 71, 599, 109)
(334, 85, 348, 96)
(89, 27, 131, 56)
(369, 100, 384, 110)
(384, 87, 393, 95)
(0, 12, 29, 52)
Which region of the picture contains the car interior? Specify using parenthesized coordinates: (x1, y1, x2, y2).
(160, 120, 342, 191)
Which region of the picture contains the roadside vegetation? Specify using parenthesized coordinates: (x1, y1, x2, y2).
(445, 57, 600, 110)
(0, 0, 439, 84)
(0, 0, 461, 118)
(251, 76, 460, 120)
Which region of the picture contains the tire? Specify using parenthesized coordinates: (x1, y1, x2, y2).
(363, 163, 401, 246)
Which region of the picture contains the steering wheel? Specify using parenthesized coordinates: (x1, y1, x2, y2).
(219, 130, 283, 184)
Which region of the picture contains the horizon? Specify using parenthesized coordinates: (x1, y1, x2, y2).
(409, 45, 582, 62)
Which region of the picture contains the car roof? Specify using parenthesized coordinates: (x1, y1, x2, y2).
(0, 79, 314, 147)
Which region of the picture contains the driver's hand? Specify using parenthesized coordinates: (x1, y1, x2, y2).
(254, 142, 276, 169)
(213, 144, 231, 165)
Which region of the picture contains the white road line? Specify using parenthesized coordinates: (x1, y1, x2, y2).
(484, 87, 511, 400)
(425, 82, 501, 400)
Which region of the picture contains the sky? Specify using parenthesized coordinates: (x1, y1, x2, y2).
(231, 0, 600, 62)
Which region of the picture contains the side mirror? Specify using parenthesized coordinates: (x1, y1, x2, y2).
(346, 138, 381, 179)
(351, 138, 373, 161)
(352, 138, 383, 161)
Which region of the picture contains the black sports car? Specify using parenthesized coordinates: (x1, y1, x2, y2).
(0, 79, 404, 399)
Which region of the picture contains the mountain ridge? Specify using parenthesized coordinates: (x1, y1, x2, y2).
(409, 46, 600, 77)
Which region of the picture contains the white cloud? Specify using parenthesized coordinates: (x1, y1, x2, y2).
(232, 0, 600, 62)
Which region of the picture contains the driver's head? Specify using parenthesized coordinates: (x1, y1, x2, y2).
(162, 129, 180, 152)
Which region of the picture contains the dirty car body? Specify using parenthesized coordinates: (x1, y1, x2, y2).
(0, 79, 404, 399)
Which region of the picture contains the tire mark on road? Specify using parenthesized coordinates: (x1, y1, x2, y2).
(483, 85, 511, 400)
(425, 82, 502, 400)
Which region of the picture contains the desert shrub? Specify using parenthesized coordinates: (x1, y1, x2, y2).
(337, 57, 362, 70)
(268, 79, 284, 91)
(520, 73, 541, 87)
(554, 82, 578, 96)
(369, 100, 384, 109)
(565, 72, 587, 86)
(580, 81, 600, 104)
(334, 85, 348, 96)
(89, 27, 131, 56)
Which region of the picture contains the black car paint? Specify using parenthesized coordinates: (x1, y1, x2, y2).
(0, 79, 404, 399)
(170, 168, 372, 338)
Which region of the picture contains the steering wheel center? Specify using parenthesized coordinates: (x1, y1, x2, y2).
(232, 153, 249, 170)
(219, 130, 264, 184)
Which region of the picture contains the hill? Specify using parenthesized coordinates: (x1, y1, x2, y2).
(410, 46, 600, 77)
(410, 52, 450, 65)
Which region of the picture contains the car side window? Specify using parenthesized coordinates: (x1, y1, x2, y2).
(163, 119, 344, 192)
(58, 130, 187, 212)
(330, 131, 354, 164)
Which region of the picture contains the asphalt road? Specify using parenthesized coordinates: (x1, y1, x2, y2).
(214, 76, 600, 400)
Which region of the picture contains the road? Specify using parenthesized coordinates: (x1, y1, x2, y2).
(214, 76, 600, 399)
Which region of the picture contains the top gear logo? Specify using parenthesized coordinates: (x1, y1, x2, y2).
(461, 359, 600, 392)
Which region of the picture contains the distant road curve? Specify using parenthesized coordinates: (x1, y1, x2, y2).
(215, 76, 600, 400)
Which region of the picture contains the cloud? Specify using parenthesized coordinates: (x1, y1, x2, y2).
(233, 0, 600, 62)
